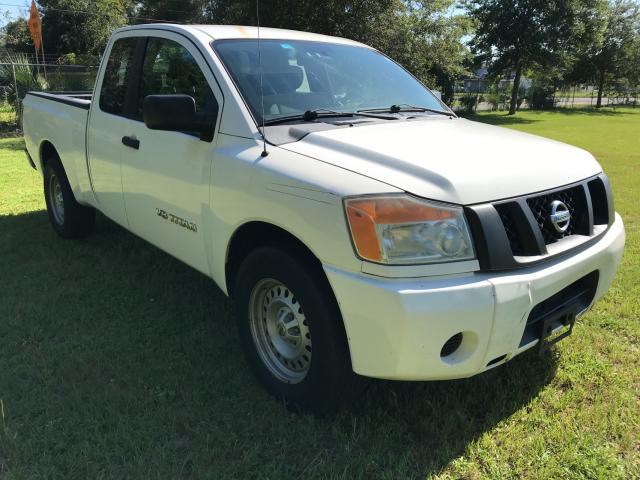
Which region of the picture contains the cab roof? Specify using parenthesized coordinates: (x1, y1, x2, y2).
(118, 24, 367, 48)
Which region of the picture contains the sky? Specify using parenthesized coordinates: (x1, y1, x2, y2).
(0, 1, 30, 27)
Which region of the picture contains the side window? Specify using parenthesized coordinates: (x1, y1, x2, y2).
(99, 38, 138, 116)
(136, 37, 217, 119)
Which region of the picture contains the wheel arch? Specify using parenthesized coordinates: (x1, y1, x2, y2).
(225, 221, 323, 298)
(39, 139, 60, 170)
(38, 139, 90, 207)
(225, 220, 355, 372)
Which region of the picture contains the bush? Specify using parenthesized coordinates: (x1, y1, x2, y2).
(484, 93, 500, 111)
(58, 52, 100, 66)
(0, 53, 49, 102)
(526, 84, 556, 110)
(459, 94, 480, 113)
(46, 70, 97, 92)
(0, 53, 49, 125)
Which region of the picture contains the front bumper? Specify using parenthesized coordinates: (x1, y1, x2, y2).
(325, 213, 625, 380)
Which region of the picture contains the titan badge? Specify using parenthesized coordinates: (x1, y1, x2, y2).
(155, 208, 198, 233)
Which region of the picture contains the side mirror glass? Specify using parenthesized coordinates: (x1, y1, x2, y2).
(142, 94, 216, 141)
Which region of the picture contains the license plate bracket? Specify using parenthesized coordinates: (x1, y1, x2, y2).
(537, 303, 579, 355)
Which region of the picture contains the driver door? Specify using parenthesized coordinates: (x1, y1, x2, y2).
(120, 33, 222, 274)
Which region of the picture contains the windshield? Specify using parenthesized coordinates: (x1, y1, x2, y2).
(213, 39, 446, 124)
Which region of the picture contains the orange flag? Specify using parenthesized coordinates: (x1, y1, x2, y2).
(28, 0, 42, 51)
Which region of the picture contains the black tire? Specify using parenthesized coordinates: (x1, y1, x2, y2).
(234, 245, 366, 413)
(43, 156, 95, 239)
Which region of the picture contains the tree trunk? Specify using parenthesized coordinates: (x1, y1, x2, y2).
(596, 70, 605, 108)
(508, 60, 522, 115)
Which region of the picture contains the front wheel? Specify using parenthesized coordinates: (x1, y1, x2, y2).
(43, 157, 95, 239)
(234, 246, 365, 413)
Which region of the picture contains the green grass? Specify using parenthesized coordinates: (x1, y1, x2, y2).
(1, 108, 639, 479)
(0, 102, 18, 133)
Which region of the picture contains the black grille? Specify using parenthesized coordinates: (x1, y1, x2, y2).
(465, 174, 612, 270)
(588, 177, 611, 225)
(496, 205, 526, 255)
(488, 182, 595, 260)
(526, 186, 585, 244)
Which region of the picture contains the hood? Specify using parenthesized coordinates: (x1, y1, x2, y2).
(281, 118, 602, 205)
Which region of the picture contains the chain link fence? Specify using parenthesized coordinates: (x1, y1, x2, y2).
(0, 60, 98, 136)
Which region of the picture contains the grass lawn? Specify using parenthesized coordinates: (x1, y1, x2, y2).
(0, 102, 17, 130)
(1, 108, 638, 479)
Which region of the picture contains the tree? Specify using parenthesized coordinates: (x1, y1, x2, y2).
(377, 1, 471, 103)
(1, 19, 34, 53)
(569, 0, 640, 107)
(205, 0, 402, 47)
(133, 0, 206, 24)
(465, 0, 580, 115)
(39, 0, 135, 56)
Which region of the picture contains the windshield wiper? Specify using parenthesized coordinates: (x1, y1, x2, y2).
(263, 108, 398, 126)
(359, 104, 456, 117)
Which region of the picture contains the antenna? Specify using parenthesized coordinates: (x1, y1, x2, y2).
(256, 0, 269, 157)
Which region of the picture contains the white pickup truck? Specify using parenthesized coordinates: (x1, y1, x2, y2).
(23, 24, 625, 412)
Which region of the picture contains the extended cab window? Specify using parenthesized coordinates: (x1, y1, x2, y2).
(136, 37, 217, 119)
(99, 38, 138, 116)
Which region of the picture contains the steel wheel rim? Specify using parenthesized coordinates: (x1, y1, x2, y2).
(49, 173, 64, 225)
(248, 278, 312, 384)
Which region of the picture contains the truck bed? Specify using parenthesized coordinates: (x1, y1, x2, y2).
(22, 90, 94, 206)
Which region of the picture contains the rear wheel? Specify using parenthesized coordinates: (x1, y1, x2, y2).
(234, 246, 365, 413)
(43, 156, 95, 239)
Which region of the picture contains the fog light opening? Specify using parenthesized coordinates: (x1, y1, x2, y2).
(440, 332, 463, 357)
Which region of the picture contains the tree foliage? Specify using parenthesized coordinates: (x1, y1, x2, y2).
(1, 19, 34, 53)
(38, 0, 134, 56)
(568, 0, 640, 107)
(377, 1, 472, 102)
(133, 0, 206, 23)
(465, 0, 586, 114)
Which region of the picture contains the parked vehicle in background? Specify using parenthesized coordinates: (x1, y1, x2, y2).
(22, 24, 625, 412)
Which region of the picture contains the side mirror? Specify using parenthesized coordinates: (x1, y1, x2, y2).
(142, 94, 216, 142)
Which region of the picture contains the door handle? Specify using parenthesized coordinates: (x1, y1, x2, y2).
(121, 136, 140, 150)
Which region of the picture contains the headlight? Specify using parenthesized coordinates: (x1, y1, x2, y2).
(344, 195, 475, 264)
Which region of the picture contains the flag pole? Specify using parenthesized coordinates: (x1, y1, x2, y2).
(34, 43, 40, 76)
(40, 30, 47, 81)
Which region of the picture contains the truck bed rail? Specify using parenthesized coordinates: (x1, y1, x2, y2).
(25, 91, 92, 110)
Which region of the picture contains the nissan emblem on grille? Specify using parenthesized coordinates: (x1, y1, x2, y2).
(550, 200, 571, 233)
